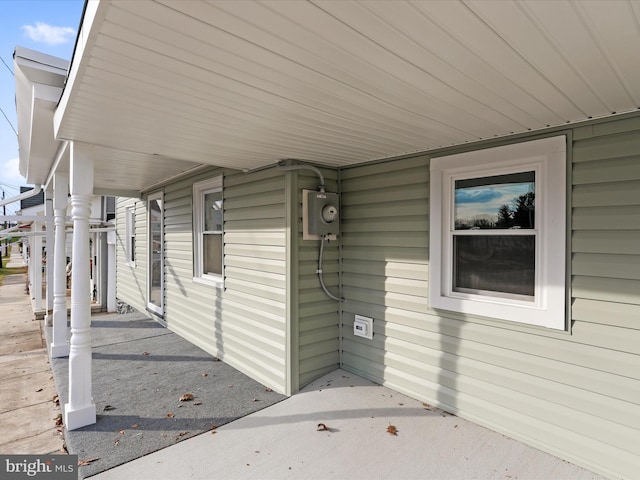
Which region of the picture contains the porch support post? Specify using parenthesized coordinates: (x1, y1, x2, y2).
(51, 173, 69, 358)
(44, 188, 54, 325)
(64, 142, 96, 430)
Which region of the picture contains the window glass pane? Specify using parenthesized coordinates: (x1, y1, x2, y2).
(203, 233, 222, 276)
(204, 191, 223, 232)
(453, 235, 535, 297)
(455, 171, 535, 230)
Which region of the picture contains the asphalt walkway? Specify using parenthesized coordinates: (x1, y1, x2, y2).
(44, 311, 286, 479)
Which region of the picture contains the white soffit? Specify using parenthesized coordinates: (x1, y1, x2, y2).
(55, 0, 640, 172)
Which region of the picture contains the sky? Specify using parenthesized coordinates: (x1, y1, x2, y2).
(0, 0, 83, 214)
(454, 182, 534, 224)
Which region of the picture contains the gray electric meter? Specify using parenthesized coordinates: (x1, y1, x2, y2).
(307, 190, 340, 236)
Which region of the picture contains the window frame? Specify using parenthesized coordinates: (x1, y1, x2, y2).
(147, 191, 164, 316)
(429, 136, 567, 330)
(193, 176, 224, 287)
(125, 205, 136, 266)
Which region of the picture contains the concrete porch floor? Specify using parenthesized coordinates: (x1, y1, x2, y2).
(93, 368, 604, 480)
(2, 245, 607, 480)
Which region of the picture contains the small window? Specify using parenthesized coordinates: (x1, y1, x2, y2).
(105, 196, 116, 222)
(429, 136, 566, 329)
(193, 176, 223, 285)
(125, 206, 136, 265)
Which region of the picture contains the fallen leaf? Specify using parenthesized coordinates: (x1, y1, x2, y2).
(118, 430, 125, 435)
(252, 398, 258, 402)
(177, 431, 188, 437)
(386, 425, 398, 436)
(142, 352, 149, 356)
(52, 395, 59, 405)
(131, 423, 139, 429)
(179, 393, 194, 402)
(193, 401, 202, 406)
(103, 405, 116, 411)
(317, 423, 329, 431)
(398, 403, 404, 406)
(166, 413, 175, 418)
(78, 458, 99, 466)
(212, 357, 220, 362)
(35, 388, 43, 392)
(264, 386, 273, 392)
(201, 373, 208, 377)
(113, 439, 119, 446)
(54, 414, 63, 426)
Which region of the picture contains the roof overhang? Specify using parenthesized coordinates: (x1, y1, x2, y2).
(14, 46, 69, 185)
(22, 1, 640, 192)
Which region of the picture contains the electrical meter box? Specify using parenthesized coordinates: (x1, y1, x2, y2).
(303, 189, 340, 240)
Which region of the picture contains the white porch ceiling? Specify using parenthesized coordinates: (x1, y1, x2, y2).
(52, 0, 640, 190)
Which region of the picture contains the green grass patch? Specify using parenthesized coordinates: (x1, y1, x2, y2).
(0, 260, 27, 285)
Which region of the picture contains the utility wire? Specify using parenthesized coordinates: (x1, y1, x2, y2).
(0, 105, 17, 136)
(1, 54, 18, 136)
(1, 56, 13, 76)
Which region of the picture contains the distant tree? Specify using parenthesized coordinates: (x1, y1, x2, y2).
(470, 217, 494, 229)
(455, 219, 470, 230)
(512, 192, 535, 228)
(496, 204, 513, 228)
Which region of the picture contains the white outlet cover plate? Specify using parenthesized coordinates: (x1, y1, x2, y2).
(354, 314, 373, 340)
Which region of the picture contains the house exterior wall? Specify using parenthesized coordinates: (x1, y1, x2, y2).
(295, 169, 341, 388)
(113, 115, 638, 478)
(116, 167, 290, 394)
(115, 197, 147, 314)
(339, 116, 640, 480)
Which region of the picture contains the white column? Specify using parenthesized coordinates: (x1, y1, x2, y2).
(44, 189, 54, 325)
(51, 173, 69, 358)
(32, 221, 43, 312)
(65, 142, 96, 430)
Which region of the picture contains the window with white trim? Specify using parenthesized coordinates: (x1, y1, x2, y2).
(429, 136, 567, 330)
(125, 206, 135, 265)
(193, 176, 223, 285)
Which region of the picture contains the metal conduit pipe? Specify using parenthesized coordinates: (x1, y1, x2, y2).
(275, 161, 325, 192)
(319, 234, 344, 302)
(275, 161, 343, 302)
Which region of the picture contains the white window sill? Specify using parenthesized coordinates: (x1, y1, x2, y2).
(193, 276, 224, 289)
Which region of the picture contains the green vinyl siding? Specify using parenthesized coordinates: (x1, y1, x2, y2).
(295, 169, 341, 388)
(115, 167, 289, 394)
(339, 119, 640, 480)
(115, 197, 147, 314)
(166, 168, 288, 394)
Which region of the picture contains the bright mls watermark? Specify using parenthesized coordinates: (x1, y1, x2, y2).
(0, 455, 77, 479)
